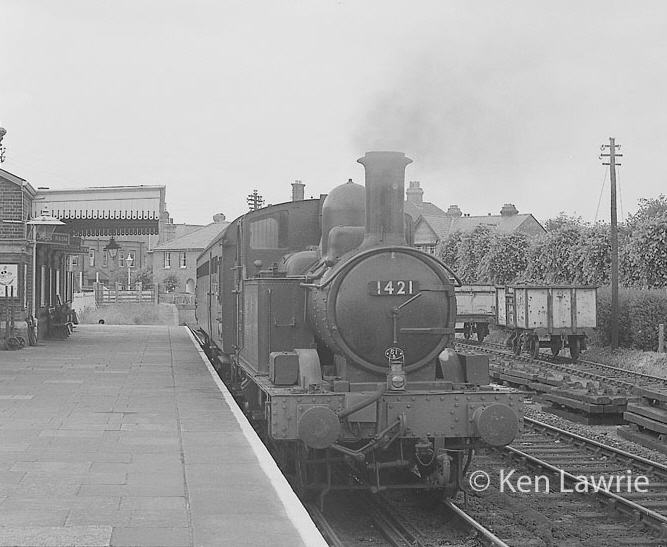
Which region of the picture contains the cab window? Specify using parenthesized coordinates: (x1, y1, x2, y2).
(248, 212, 287, 249)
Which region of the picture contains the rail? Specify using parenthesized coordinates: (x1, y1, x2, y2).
(305, 503, 346, 547)
(457, 338, 667, 391)
(442, 500, 512, 547)
(361, 492, 430, 547)
(501, 417, 667, 536)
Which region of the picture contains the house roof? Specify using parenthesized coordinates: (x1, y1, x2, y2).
(152, 222, 228, 252)
(415, 213, 544, 241)
(172, 224, 205, 240)
(404, 200, 447, 220)
(405, 181, 545, 243)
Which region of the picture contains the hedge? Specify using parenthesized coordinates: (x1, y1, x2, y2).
(596, 286, 667, 351)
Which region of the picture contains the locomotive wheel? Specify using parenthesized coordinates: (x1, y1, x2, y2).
(292, 444, 328, 502)
(270, 442, 314, 499)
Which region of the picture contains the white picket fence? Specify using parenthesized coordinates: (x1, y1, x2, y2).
(95, 285, 156, 304)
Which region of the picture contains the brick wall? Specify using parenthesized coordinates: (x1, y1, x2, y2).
(0, 179, 27, 240)
(0, 177, 32, 318)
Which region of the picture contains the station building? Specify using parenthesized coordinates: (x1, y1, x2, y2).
(150, 213, 228, 296)
(33, 185, 167, 290)
(0, 169, 168, 338)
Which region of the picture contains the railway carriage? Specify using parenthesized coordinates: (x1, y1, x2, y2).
(195, 152, 522, 501)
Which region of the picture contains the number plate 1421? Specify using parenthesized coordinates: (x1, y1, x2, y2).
(369, 280, 419, 296)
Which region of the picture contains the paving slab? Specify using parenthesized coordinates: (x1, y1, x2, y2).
(0, 325, 326, 547)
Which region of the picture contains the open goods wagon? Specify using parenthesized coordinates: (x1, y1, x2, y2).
(496, 285, 597, 361)
(455, 285, 496, 341)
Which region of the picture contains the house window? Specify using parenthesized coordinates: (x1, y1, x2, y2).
(71, 255, 79, 267)
(419, 244, 436, 255)
(89, 249, 95, 267)
(164, 252, 171, 269)
(179, 252, 187, 268)
(119, 253, 125, 267)
(102, 251, 108, 267)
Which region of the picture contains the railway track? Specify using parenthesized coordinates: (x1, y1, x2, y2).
(307, 492, 433, 547)
(501, 416, 667, 537)
(443, 500, 512, 546)
(458, 339, 667, 392)
(309, 491, 514, 547)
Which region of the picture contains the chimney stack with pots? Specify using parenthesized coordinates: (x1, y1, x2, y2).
(406, 180, 424, 205)
(292, 180, 305, 202)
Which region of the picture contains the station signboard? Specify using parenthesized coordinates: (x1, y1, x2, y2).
(0, 264, 18, 289)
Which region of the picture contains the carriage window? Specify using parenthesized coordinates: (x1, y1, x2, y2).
(248, 212, 288, 249)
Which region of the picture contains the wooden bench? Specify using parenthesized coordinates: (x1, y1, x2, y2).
(46, 307, 74, 339)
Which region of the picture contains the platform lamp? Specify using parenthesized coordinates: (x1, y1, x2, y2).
(103, 238, 121, 290)
(103, 237, 121, 261)
(125, 252, 134, 290)
(26, 210, 65, 320)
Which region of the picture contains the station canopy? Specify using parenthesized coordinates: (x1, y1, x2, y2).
(33, 185, 166, 237)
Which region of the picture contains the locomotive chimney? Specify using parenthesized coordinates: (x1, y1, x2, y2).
(357, 151, 412, 246)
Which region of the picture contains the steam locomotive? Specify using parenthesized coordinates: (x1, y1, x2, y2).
(195, 151, 522, 500)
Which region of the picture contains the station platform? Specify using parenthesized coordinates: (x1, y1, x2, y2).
(0, 325, 327, 547)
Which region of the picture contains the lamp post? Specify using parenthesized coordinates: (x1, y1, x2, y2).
(26, 211, 65, 341)
(126, 252, 134, 290)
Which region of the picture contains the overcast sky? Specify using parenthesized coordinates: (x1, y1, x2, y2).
(1, 1, 665, 226)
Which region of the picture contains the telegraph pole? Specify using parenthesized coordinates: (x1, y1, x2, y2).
(246, 189, 265, 211)
(600, 138, 622, 350)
